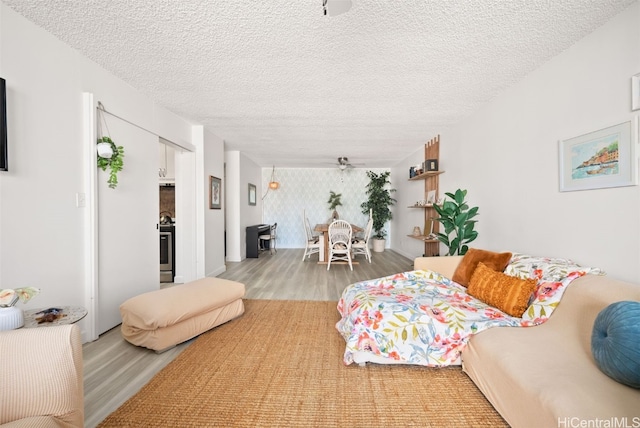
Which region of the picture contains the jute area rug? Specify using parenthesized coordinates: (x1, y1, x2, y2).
(99, 300, 507, 427)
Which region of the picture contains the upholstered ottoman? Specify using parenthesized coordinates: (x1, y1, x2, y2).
(120, 277, 245, 352)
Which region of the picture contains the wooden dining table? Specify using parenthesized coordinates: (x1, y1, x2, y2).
(314, 223, 364, 264)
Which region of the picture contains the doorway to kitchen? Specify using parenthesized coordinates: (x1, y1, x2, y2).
(159, 139, 176, 284)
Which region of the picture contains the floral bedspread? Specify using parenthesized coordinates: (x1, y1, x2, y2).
(336, 253, 603, 367)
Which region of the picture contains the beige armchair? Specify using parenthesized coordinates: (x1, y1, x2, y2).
(0, 324, 84, 427)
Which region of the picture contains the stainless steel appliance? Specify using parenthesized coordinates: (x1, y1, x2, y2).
(160, 224, 174, 282)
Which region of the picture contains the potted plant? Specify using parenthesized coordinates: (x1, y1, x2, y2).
(432, 188, 479, 255)
(0, 286, 40, 331)
(96, 136, 124, 189)
(328, 190, 342, 221)
(360, 171, 396, 252)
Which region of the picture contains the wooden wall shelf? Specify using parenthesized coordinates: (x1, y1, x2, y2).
(407, 234, 439, 243)
(408, 135, 442, 257)
(408, 170, 445, 181)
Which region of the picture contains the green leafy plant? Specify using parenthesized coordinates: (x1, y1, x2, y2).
(360, 171, 396, 239)
(433, 189, 479, 255)
(327, 191, 343, 210)
(96, 136, 124, 189)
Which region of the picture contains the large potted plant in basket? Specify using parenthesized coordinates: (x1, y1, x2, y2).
(432, 188, 479, 255)
(361, 171, 396, 253)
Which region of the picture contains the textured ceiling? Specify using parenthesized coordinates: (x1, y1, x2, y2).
(2, 0, 635, 167)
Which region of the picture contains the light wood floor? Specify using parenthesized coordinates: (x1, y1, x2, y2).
(82, 248, 414, 427)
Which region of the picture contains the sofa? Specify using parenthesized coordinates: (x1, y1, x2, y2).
(414, 255, 640, 428)
(0, 324, 84, 427)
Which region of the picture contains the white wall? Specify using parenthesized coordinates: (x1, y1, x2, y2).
(203, 128, 225, 276)
(391, 146, 434, 259)
(1, 5, 88, 319)
(224, 151, 262, 261)
(0, 4, 223, 341)
(393, 2, 640, 283)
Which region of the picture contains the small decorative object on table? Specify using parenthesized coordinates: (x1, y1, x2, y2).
(35, 307, 64, 323)
(23, 306, 88, 328)
(0, 286, 41, 331)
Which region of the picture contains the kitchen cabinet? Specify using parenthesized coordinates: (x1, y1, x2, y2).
(159, 143, 175, 183)
(408, 135, 443, 257)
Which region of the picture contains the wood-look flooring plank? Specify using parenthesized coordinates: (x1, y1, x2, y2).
(82, 248, 413, 427)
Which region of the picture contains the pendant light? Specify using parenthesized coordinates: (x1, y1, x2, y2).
(268, 165, 280, 190)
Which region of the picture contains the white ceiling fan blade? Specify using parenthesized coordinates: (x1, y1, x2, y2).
(325, 0, 353, 16)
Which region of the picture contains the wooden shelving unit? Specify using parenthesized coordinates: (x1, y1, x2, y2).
(406, 234, 439, 243)
(408, 170, 444, 181)
(408, 135, 442, 257)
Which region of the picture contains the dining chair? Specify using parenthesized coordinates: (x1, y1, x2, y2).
(302, 211, 322, 261)
(352, 216, 373, 263)
(327, 220, 352, 271)
(304, 210, 320, 240)
(353, 209, 372, 240)
(259, 223, 277, 255)
(302, 209, 317, 239)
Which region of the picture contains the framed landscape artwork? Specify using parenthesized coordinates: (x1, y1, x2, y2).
(559, 120, 636, 192)
(209, 176, 221, 209)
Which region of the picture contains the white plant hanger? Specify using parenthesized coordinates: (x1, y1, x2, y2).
(96, 102, 114, 159)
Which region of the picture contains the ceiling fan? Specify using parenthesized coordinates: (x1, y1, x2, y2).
(335, 156, 363, 170)
(323, 0, 353, 16)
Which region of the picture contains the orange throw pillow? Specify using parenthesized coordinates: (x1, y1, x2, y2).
(452, 248, 512, 287)
(467, 262, 537, 318)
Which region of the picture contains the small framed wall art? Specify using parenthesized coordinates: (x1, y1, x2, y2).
(248, 183, 257, 206)
(632, 72, 640, 111)
(425, 159, 439, 171)
(209, 176, 222, 209)
(558, 120, 636, 192)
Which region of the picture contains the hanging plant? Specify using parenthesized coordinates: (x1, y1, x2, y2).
(96, 136, 124, 189)
(96, 102, 125, 189)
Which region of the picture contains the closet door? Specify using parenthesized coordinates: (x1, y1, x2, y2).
(97, 118, 159, 334)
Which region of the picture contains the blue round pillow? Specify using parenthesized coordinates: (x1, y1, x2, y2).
(591, 301, 640, 389)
